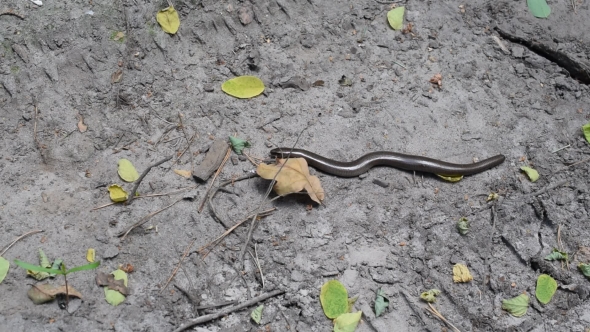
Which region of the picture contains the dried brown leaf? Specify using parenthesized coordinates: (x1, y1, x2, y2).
(28, 284, 83, 304)
(96, 271, 130, 295)
(77, 114, 87, 133)
(111, 69, 123, 84)
(257, 158, 324, 204)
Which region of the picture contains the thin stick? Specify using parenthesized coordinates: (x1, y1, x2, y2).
(172, 289, 285, 332)
(425, 303, 461, 332)
(160, 238, 197, 294)
(198, 147, 232, 212)
(238, 127, 308, 262)
(0, 230, 44, 256)
(248, 244, 265, 289)
(551, 144, 570, 153)
(528, 180, 568, 197)
(207, 173, 260, 228)
(119, 198, 182, 239)
(91, 202, 118, 211)
(176, 113, 195, 170)
(138, 185, 198, 198)
(170, 133, 197, 168)
(0, 9, 25, 19)
(126, 156, 173, 205)
(199, 208, 275, 258)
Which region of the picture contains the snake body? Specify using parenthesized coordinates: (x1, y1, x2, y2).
(270, 148, 505, 178)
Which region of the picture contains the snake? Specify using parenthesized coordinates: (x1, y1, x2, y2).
(270, 148, 505, 178)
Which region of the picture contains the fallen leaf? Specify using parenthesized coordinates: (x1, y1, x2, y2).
(338, 75, 353, 86)
(320, 280, 348, 319)
(487, 192, 499, 201)
(334, 311, 362, 332)
(582, 123, 590, 144)
(104, 269, 128, 306)
(86, 248, 95, 263)
(527, 0, 551, 18)
(374, 288, 389, 317)
(502, 293, 529, 317)
(118, 159, 139, 182)
(420, 289, 441, 303)
(535, 274, 557, 305)
(156, 6, 180, 34)
(113, 31, 125, 41)
(0, 257, 9, 283)
(111, 69, 123, 83)
(545, 248, 568, 262)
(257, 158, 325, 204)
(108, 184, 128, 202)
(578, 263, 590, 279)
(457, 217, 469, 235)
(221, 76, 265, 99)
(25, 249, 53, 280)
(437, 174, 463, 182)
(28, 284, 83, 304)
(520, 166, 539, 182)
(119, 263, 134, 273)
(77, 114, 87, 133)
(429, 73, 443, 87)
(229, 136, 251, 154)
(251, 305, 264, 324)
(347, 295, 358, 313)
(387, 6, 405, 30)
(96, 271, 130, 295)
(173, 169, 192, 178)
(453, 263, 473, 283)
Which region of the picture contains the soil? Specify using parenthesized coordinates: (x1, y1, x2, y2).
(1, 0, 590, 331)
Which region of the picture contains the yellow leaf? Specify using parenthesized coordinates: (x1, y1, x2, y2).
(520, 166, 539, 182)
(436, 174, 463, 182)
(86, 248, 95, 263)
(453, 263, 473, 283)
(108, 184, 128, 202)
(156, 6, 180, 34)
(173, 169, 192, 178)
(387, 6, 405, 30)
(221, 76, 265, 99)
(118, 159, 139, 182)
(257, 158, 324, 204)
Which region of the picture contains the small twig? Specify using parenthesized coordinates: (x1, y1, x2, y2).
(198, 147, 232, 212)
(160, 238, 197, 294)
(207, 173, 260, 228)
(425, 303, 461, 332)
(126, 156, 173, 205)
(119, 198, 183, 239)
(172, 289, 285, 332)
(194, 300, 237, 311)
(528, 180, 568, 197)
(138, 185, 198, 198)
(551, 144, 570, 153)
(170, 133, 197, 169)
(91, 202, 118, 211)
(392, 60, 406, 69)
(177, 113, 195, 169)
(199, 208, 275, 258)
(0, 230, 44, 256)
(0, 9, 25, 19)
(174, 284, 201, 305)
(248, 243, 265, 289)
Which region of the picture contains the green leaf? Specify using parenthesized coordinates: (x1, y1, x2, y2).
(520, 166, 539, 182)
(420, 289, 441, 303)
(374, 288, 389, 317)
(387, 6, 405, 30)
(320, 280, 349, 319)
(156, 6, 180, 34)
(583, 123, 590, 144)
(39, 248, 51, 268)
(221, 76, 265, 99)
(105, 269, 128, 306)
(229, 136, 251, 155)
(66, 261, 100, 274)
(501, 294, 529, 317)
(334, 311, 362, 332)
(535, 274, 557, 304)
(347, 295, 359, 313)
(0, 257, 9, 283)
(578, 263, 590, 279)
(545, 248, 568, 262)
(118, 159, 140, 182)
(457, 217, 469, 235)
(527, 0, 551, 18)
(250, 305, 264, 324)
(14, 259, 63, 276)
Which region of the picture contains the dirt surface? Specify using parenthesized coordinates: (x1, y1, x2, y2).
(1, 0, 590, 331)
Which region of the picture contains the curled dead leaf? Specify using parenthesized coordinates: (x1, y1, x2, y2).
(96, 271, 130, 295)
(77, 114, 87, 133)
(256, 158, 324, 204)
(28, 284, 83, 304)
(429, 73, 442, 88)
(111, 69, 123, 84)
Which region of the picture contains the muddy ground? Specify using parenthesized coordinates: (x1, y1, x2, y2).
(1, 0, 590, 331)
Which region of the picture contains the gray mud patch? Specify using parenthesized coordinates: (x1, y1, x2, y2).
(1, 1, 590, 331)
